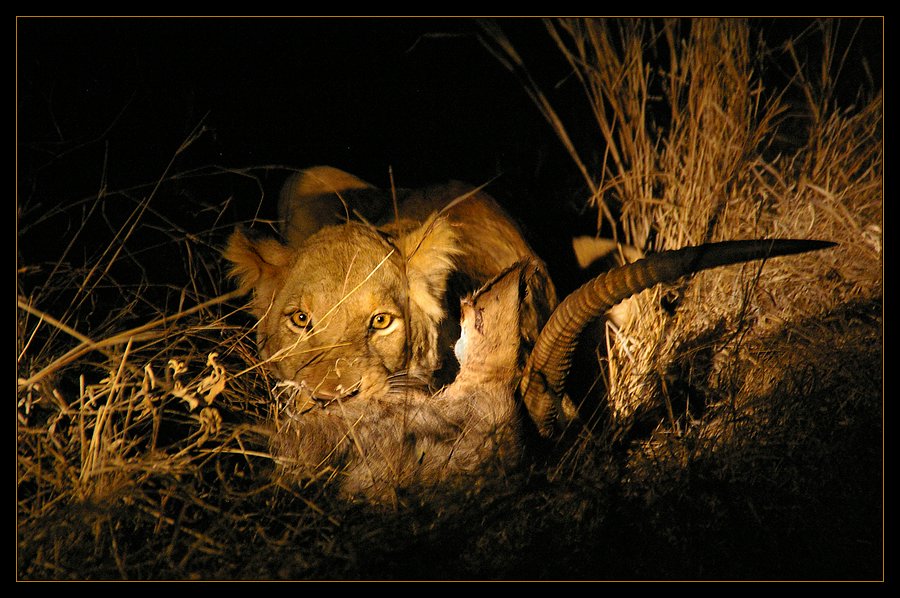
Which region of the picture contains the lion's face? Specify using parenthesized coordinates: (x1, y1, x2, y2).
(225, 217, 459, 403)
(258, 225, 411, 400)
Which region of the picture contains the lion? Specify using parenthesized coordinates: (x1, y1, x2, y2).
(225, 166, 557, 407)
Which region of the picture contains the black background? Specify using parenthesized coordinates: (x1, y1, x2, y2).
(18, 18, 602, 288)
(17, 18, 587, 198)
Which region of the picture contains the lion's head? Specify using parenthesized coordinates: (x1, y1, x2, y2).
(224, 214, 460, 403)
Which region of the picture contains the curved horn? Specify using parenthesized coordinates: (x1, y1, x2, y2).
(521, 239, 836, 437)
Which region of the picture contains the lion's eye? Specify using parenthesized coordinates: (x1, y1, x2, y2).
(289, 311, 311, 330)
(370, 313, 394, 330)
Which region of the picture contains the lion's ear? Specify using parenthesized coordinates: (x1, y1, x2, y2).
(223, 229, 293, 316)
(278, 166, 383, 247)
(397, 214, 460, 322)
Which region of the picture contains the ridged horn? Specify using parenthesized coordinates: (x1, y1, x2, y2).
(520, 239, 837, 437)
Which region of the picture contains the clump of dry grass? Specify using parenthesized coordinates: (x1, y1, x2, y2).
(18, 18, 881, 580)
(486, 18, 880, 578)
(15, 137, 307, 577)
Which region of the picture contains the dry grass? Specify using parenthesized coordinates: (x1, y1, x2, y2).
(18, 18, 881, 580)
(492, 18, 882, 579)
